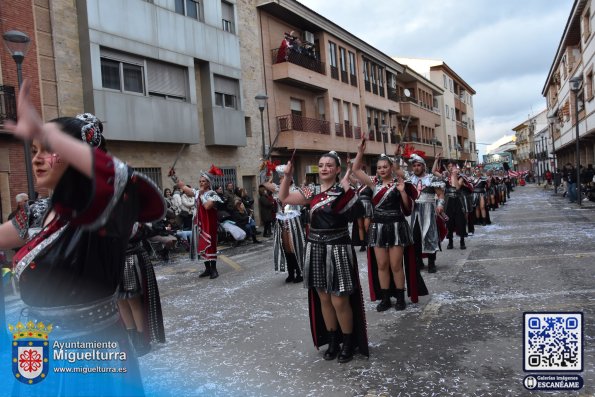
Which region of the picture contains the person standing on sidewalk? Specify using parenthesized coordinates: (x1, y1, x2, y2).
(407, 154, 445, 273)
(278, 152, 368, 364)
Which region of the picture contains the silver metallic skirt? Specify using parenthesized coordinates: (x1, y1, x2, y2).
(368, 220, 414, 248)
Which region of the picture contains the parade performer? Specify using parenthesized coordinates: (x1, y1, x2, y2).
(486, 169, 499, 210)
(354, 181, 373, 252)
(117, 222, 166, 357)
(1, 81, 165, 396)
(263, 165, 305, 283)
(444, 161, 468, 249)
(178, 166, 223, 279)
(471, 167, 490, 226)
(278, 152, 368, 364)
(407, 153, 446, 273)
(352, 140, 423, 311)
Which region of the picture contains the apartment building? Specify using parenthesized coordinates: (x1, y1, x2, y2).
(394, 58, 477, 165)
(512, 110, 548, 173)
(256, 0, 443, 183)
(0, 0, 267, 222)
(543, 0, 595, 168)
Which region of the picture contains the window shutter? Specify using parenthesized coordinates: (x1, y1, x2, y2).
(147, 60, 187, 98)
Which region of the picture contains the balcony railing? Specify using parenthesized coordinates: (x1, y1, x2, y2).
(272, 48, 325, 75)
(388, 87, 399, 102)
(277, 114, 330, 135)
(330, 65, 339, 80)
(0, 85, 17, 126)
(344, 123, 353, 138)
(335, 122, 343, 136)
(354, 126, 361, 139)
(350, 74, 357, 87)
(340, 70, 348, 83)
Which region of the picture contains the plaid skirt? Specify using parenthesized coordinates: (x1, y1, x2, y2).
(303, 228, 356, 296)
(368, 220, 414, 248)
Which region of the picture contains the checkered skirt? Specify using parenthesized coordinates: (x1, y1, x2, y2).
(368, 220, 414, 248)
(303, 234, 356, 296)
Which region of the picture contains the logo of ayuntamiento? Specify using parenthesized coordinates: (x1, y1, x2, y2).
(9, 321, 52, 385)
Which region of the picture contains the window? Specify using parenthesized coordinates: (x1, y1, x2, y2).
(100, 51, 144, 94)
(352, 104, 359, 126)
(348, 52, 356, 75)
(221, 1, 234, 33)
(339, 48, 346, 72)
(445, 104, 449, 119)
(443, 75, 447, 88)
(135, 167, 162, 189)
(290, 98, 303, 115)
(175, 0, 201, 20)
(210, 167, 237, 189)
(214, 75, 240, 109)
(147, 60, 187, 101)
(328, 42, 337, 67)
(451, 108, 455, 120)
(583, 8, 591, 41)
(449, 78, 453, 92)
(317, 97, 325, 120)
(378, 67, 384, 96)
(333, 99, 340, 123)
(245, 117, 252, 137)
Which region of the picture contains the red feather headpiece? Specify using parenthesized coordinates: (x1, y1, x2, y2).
(208, 164, 224, 176)
(401, 144, 426, 160)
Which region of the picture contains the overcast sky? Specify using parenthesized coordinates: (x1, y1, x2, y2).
(298, 0, 574, 156)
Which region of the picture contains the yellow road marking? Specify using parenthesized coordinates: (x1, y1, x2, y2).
(218, 254, 242, 271)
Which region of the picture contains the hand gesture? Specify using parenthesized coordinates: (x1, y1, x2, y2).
(436, 151, 442, 159)
(284, 160, 293, 177)
(358, 137, 366, 154)
(4, 80, 44, 142)
(396, 176, 405, 193)
(435, 205, 444, 215)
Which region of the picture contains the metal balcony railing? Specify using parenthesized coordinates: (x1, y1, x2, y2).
(353, 126, 361, 139)
(277, 114, 330, 135)
(335, 122, 343, 136)
(0, 85, 17, 125)
(344, 123, 353, 138)
(330, 65, 339, 80)
(272, 48, 325, 75)
(350, 74, 357, 87)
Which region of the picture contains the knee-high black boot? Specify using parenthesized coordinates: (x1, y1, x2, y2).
(209, 261, 219, 279)
(285, 253, 295, 283)
(323, 330, 340, 360)
(288, 253, 303, 283)
(337, 333, 355, 363)
(460, 237, 466, 250)
(428, 253, 437, 273)
(395, 288, 406, 311)
(199, 262, 211, 278)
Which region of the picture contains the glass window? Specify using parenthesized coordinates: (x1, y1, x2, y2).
(215, 92, 223, 106)
(123, 63, 144, 93)
(101, 58, 120, 90)
(328, 42, 337, 67)
(175, 0, 184, 14)
(224, 94, 236, 109)
(349, 52, 356, 75)
(339, 47, 346, 71)
(222, 1, 234, 33)
(186, 0, 198, 19)
(445, 104, 449, 118)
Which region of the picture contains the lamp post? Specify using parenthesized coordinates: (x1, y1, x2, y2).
(381, 124, 388, 155)
(3, 30, 34, 199)
(569, 75, 583, 206)
(255, 94, 268, 159)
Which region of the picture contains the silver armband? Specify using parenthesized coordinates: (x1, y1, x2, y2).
(436, 198, 445, 207)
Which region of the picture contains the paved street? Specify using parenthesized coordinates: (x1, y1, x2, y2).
(132, 185, 595, 397)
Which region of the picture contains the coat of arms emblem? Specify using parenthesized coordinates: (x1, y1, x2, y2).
(9, 321, 52, 385)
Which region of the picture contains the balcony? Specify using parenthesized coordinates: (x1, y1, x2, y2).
(330, 65, 339, 80)
(277, 114, 329, 135)
(335, 122, 343, 136)
(454, 96, 467, 113)
(271, 48, 327, 92)
(350, 74, 357, 87)
(0, 85, 17, 128)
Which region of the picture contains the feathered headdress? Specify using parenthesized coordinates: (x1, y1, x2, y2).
(200, 164, 223, 184)
(401, 144, 426, 161)
(259, 159, 281, 176)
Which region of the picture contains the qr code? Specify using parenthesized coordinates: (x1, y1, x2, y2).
(524, 312, 582, 371)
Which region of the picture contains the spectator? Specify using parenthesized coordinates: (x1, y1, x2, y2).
(581, 164, 594, 186)
(258, 185, 274, 237)
(147, 219, 177, 262)
(179, 187, 196, 229)
(163, 188, 180, 222)
(8, 193, 29, 220)
(564, 163, 577, 203)
(231, 201, 262, 244)
(224, 182, 241, 212)
(238, 187, 255, 213)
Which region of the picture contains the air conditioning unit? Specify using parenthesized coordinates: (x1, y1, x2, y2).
(303, 31, 315, 44)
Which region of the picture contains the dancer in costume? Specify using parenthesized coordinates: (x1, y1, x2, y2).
(471, 167, 490, 226)
(278, 152, 368, 364)
(263, 165, 305, 283)
(444, 160, 467, 249)
(352, 140, 423, 311)
(178, 166, 223, 279)
(1, 81, 165, 396)
(354, 181, 373, 252)
(407, 153, 446, 273)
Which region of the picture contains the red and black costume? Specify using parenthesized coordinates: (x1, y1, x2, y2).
(11, 149, 165, 396)
(300, 184, 369, 360)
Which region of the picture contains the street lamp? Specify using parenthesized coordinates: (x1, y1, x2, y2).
(3, 30, 34, 199)
(255, 94, 268, 159)
(381, 124, 388, 155)
(569, 75, 583, 206)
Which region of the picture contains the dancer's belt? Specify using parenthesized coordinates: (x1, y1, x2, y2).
(373, 209, 405, 223)
(23, 294, 120, 339)
(308, 228, 349, 243)
(473, 188, 486, 193)
(416, 193, 436, 203)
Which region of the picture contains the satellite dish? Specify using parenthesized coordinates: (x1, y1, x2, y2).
(403, 88, 411, 97)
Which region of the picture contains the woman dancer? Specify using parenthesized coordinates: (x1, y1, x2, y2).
(352, 139, 419, 311)
(278, 152, 368, 364)
(471, 167, 490, 226)
(263, 166, 305, 283)
(1, 81, 165, 396)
